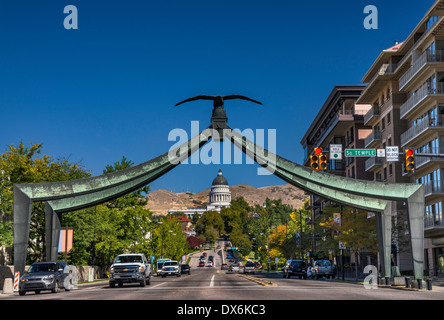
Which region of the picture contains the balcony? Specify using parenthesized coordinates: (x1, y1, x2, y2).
(365, 157, 383, 171)
(399, 50, 444, 91)
(415, 147, 444, 172)
(400, 82, 444, 120)
(326, 159, 346, 174)
(363, 105, 380, 126)
(364, 129, 382, 148)
(424, 180, 444, 199)
(401, 114, 444, 147)
(424, 213, 444, 238)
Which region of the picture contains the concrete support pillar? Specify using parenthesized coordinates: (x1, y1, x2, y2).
(13, 186, 32, 276)
(45, 202, 61, 262)
(407, 187, 425, 280)
(375, 202, 392, 279)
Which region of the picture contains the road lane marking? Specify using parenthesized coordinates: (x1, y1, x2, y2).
(210, 275, 215, 287)
(151, 282, 167, 288)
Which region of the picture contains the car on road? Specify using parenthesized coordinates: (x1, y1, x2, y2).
(156, 258, 171, 276)
(19, 261, 71, 295)
(253, 262, 262, 270)
(161, 260, 181, 277)
(243, 261, 256, 274)
(198, 261, 205, 267)
(206, 260, 213, 267)
(283, 259, 308, 279)
(311, 260, 336, 279)
(228, 264, 240, 273)
(109, 253, 152, 288)
(221, 263, 229, 270)
(180, 264, 191, 275)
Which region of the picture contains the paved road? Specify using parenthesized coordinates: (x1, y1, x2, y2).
(4, 241, 444, 301)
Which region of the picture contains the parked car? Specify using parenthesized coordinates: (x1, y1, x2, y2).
(160, 260, 180, 277)
(109, 253, 152, 288)
(19, 261, 71, 295)
(283, 259, 308, 279)
(180, 264, 191, 275)
(243, 261, 255, 274)
(311, 260, 336, 279)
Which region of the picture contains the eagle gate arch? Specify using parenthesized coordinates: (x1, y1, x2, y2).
(13, 98, 425, 281)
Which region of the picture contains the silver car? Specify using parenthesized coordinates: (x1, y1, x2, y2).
(19, 261, 71, 295)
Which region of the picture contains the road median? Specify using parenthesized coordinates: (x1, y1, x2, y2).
(235, 273, 277, 287)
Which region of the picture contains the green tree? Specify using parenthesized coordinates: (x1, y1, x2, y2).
(154, 216, 188, 261)
(196, 210, 225, 241)
(62, 155, 154, 268)
(0, 142, 90, 263)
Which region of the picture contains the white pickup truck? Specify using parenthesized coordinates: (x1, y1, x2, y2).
(311, 260, 336, 279)
(109, 253, 152, 287)
(160, 260, 181, 277)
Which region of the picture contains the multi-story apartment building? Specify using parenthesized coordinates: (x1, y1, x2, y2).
(300, 85, 373, 259)
(358, 0, 444, 276)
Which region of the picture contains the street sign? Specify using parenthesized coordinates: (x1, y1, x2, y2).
(330, 144, 343, 160)
(377, 149, 385, 157)
(339, 241, 346, 250)
(344, 149, 376, 157)
(386, 146, 399, 162)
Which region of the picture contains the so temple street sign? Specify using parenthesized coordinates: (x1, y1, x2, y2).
(344, 149, 376, 157)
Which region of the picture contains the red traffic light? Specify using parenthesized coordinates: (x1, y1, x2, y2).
(314, 147, 323, 155)
(406, 149, 414, 156)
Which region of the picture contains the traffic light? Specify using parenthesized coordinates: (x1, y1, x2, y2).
(310, 147, 323, 171)
(319, 152, 328, 171)
(310, 154, 319, 170)
(405, 149, 415, 171)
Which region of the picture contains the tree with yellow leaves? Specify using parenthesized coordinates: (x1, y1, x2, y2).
(316, 205, 378, 279)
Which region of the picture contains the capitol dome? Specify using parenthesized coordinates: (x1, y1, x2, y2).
(208, 169, 231, 209)
(212, 169, 228, 186)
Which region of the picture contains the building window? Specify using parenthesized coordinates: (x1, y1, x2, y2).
(387, 112, 391, 124)
(426, 16, 439, 31)
(389, 164, 393, 176)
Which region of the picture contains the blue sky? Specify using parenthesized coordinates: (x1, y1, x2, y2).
(0, 0, 435, 193)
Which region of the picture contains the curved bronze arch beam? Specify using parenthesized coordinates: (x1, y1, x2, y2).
(13, 127, 214, 275)
(224, 126, 424, 280)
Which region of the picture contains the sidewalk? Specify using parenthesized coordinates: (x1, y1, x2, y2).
(254, 270, 444, 291)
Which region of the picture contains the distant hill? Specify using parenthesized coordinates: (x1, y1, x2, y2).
(145, 184, 307, 216)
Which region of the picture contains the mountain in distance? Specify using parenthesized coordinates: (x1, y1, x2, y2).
(145, 184, 307, 216)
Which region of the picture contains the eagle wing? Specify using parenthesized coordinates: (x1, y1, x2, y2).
(175, 95, 216, 106)
(222, 95, 262, 105)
